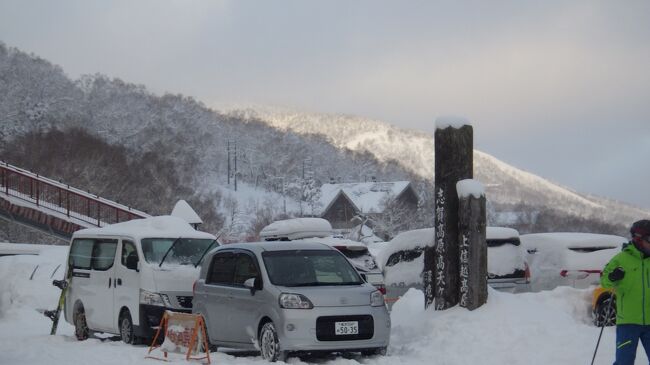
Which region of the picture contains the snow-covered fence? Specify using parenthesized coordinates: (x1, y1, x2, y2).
(0, 161, 149, 229)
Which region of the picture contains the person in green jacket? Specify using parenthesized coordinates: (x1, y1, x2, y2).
(602, 219, 650, 365)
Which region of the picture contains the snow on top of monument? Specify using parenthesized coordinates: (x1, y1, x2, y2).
(171, 199, 203, 224)
(74, 215, 215, 240)
(259, 217, 332, 240)
(456, 179, 485, 198)
(318, 181, 411, 215)
(435, 116, 471, 129)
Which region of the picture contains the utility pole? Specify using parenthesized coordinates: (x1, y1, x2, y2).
(234, 142, 238, 191)
(227, 140, 231, 186)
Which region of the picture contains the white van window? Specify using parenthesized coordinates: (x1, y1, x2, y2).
(141, 238, 215, 266)
(92, 240, 118, 271)
(121, 240, 138, 266)
(70, 239, 94, 269)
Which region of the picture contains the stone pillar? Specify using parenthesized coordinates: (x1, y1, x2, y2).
(424, 120, 473, 310)
(457, 179, 487, 310)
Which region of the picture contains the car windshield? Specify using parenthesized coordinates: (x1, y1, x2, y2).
(141, 238, 216, 266)
(262, 249, 363, 287)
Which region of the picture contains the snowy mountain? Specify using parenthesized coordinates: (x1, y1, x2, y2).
(221, 106, 649, 231)
(1, 41, 645, 241)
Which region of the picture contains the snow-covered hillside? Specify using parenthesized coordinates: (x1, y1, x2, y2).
(0, 242, 640, 365)
(224, 106, 650, 227)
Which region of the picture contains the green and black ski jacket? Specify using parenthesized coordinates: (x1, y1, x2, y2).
(601, 243, 650, 325)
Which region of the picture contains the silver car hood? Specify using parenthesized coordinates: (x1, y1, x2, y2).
(282, 284, 376, 307)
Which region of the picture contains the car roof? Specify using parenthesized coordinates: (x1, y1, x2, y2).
(73, 215, 216, 241)
(215, 240, 334, 253)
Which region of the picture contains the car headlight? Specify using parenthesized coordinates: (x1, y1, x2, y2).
(370, 290, 385, 307)
(279, 293, 314, 309)
(140, 289, 167, 307)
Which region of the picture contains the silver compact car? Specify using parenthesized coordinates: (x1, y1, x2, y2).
(193, 241, 390, 362)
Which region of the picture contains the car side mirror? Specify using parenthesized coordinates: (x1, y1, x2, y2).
(126, 254, 139, 272)
(244, 277, 262, 294)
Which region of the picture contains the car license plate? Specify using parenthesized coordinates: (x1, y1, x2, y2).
(335, 321, 358, 335)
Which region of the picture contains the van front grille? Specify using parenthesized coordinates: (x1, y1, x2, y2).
(176, 296, 193, 309)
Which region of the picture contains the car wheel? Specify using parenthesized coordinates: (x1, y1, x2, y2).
(74, 307, 89, 341)
(259, 322, 286, 362)
(119, 310, 139, 344)
(361, 346, 387, 356)
(594, 296, 616, 327)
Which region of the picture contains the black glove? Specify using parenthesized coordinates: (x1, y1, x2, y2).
(608, 267, 625, 282)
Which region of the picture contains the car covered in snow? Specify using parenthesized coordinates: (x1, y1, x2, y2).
(260, 218, 386, 294)
(520, 232, 626, 292)
(377, 227, 530, 307)
(64, 216, 218, 344)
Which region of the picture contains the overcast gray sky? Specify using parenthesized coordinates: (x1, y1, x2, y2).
(1, 0, 649, 210)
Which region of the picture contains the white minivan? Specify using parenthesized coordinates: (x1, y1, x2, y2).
(63, 216, 217, 344)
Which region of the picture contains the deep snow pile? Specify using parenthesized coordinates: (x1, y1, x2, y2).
(0, 243, 646, 365)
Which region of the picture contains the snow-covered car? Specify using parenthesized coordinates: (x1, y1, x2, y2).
(520, 233, 626, 292)
(377, 227, 530, 308)
(63, 216, 218, 344)
(260, 218, 386, 294)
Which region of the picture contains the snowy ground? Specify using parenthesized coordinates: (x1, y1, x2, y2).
(0, 244, 645, 365)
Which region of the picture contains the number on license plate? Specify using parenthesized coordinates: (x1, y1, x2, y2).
(335, 321, 359, 335)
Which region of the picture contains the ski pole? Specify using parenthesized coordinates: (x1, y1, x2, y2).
(591, 295, 615, 365)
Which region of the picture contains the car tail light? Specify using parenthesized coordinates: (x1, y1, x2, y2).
(377, 285, 386, 295)
(560, 270, 568, 277)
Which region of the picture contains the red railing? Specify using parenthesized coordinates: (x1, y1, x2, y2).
(0, 161, 149, 227)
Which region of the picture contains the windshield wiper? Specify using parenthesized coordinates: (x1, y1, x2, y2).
(194, 236, 221, 268)
(159, 237, 182, 267)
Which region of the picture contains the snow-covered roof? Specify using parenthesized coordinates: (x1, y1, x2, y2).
(259, 218, 332, 240)
(73, 215, 215, 241)
(170, 199, 203, 225)
(317, 181, 412, 215)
